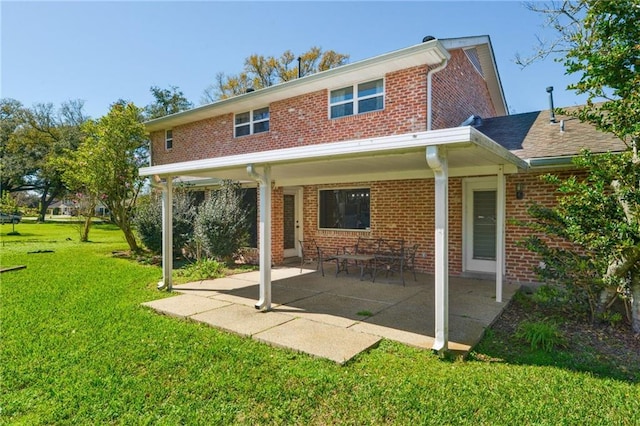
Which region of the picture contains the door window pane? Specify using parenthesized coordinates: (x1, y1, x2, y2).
(473, 190, 496, 260)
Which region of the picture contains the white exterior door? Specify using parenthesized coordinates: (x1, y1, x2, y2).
(283, 188, 302, 258)
(464, 178, 497, 273)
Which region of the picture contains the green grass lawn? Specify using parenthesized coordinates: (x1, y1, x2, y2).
(2, 222, 639, 424)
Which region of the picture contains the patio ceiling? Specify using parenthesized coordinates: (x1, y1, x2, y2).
(140, 127, 528, 186)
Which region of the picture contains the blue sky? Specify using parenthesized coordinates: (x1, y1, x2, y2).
(2, 1, 586, 119)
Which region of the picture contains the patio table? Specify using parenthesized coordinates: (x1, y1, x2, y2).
(333, 254, 376, 280)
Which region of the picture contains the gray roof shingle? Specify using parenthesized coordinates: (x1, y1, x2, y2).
(477, 107, 627, 160)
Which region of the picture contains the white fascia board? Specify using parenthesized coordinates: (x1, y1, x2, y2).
(440, 36, 508, 116)
(145, 40, 450, 132)
(140, 127, 526, 178)
(468, 127, 530, 170)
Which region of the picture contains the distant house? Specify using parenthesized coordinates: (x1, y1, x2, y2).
(139, 35, 625, 350)
(47, 200, 110, 217)
(47, 200, 76, 216)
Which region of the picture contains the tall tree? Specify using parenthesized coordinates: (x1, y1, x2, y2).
(74, 101, 148, 251)
(521, 0, 640, 332)
(0, 98, 29, 196)
(201, 46, 349, 103)
(3, 100, 87, 221)
(144, 85, 193, 119)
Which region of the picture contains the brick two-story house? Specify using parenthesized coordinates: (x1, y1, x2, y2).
(139, 35, 625, 351)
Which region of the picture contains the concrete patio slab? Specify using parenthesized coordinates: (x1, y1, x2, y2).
(142, 294, 230, 317)
(349, 321, 435, 349)
(191, 304, 294, 336)
(254, 317, 381, 364)
(143, 267, 518, 363)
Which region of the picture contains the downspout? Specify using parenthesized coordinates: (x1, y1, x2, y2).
(247, 164, 272, 310)
(427, 58, 448, 131)
(426, 145, 449, 353)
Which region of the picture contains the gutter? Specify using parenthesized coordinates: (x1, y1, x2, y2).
(527, 156, 575, 168)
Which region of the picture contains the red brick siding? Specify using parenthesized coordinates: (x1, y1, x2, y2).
(504, 171, 583, 283)
(265, 171, 582, 284)
(150, 48, 497, 166)
(431, 49, 498, 129)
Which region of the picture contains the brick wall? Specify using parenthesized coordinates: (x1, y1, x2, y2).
(431, 49, 498, 129)
(150, 48, 497, 166)
(265, 171, 580, 284)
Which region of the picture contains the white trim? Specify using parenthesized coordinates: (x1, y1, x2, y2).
(139, 127, 528, 178)
(283, 187, 302, 258)
(496, 166, 505, 303)
(234, 107, 270, 137)
(463, 177, 497, 274)
(165, 129, 173, 151)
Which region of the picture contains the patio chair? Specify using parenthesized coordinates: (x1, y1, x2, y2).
(300, 239, 335, 276)
(374, 239, 405, 284)
(300, 239, 321, 274)
(404, 244, 419, 282)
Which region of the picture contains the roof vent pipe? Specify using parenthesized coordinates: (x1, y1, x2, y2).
(546, 86, 556, 123)
(423, 35, 436, 43)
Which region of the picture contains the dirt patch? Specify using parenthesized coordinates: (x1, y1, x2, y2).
(475, 292, 640, 382)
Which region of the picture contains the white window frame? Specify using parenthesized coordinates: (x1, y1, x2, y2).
(234, 107, 270, 137)
(165, 129, 173, 150)
(329, 78, 385, 119)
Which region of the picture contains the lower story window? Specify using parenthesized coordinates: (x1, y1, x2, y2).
(319, 188, 370, 230)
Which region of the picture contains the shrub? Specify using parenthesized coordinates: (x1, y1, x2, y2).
(133, 189, 196, 255)
(193, 181, 250, 264)
(515, 320, 565, 352)
(176, 258, 225, 281)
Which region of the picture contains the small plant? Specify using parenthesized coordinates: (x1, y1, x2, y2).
(515, 320, 564, 352)
(531, 284, 564, 305)
(599, 310, 623, 327)
(176, 258, 225, 281)
(357, 310, 373, 317)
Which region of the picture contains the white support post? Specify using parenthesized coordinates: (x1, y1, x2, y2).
(247, 164, 272, 311)
(496, 166, 505, 303)
(160, 177, 173, 291)
(426, 146, 449, 352)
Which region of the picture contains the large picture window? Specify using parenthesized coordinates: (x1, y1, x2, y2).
(330, 79, 384, 119)
(318, 188, 370, 230)
(235, 107, 270, 137)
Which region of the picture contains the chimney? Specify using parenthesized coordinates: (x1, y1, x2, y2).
(546, 86, 556, 123)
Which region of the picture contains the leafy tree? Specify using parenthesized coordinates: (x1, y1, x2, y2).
(3, 100, 87, 221)
(144, 85, 193, 119)
(71, 101, 148, 251)
(201, 46, 349, 102)
(521, 0, 640, 333)
(0, 98, 29, 196)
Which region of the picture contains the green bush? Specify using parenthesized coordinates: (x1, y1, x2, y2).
(176, 258, 225, 280)
(193, 181, 250, 264)
(515, 320, 565, 352)
(133, 189, 196, 255)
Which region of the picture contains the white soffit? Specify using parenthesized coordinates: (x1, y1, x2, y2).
(140, 127, 528, 184)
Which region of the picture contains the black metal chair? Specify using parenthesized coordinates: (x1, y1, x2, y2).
(404, 244, 420, 282)
(374, 239, 405, 284)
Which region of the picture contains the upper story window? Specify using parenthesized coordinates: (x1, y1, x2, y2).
(330, 79, 384, 119)
(235, 107, 270, 137)
(165, 129, 173, 150)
